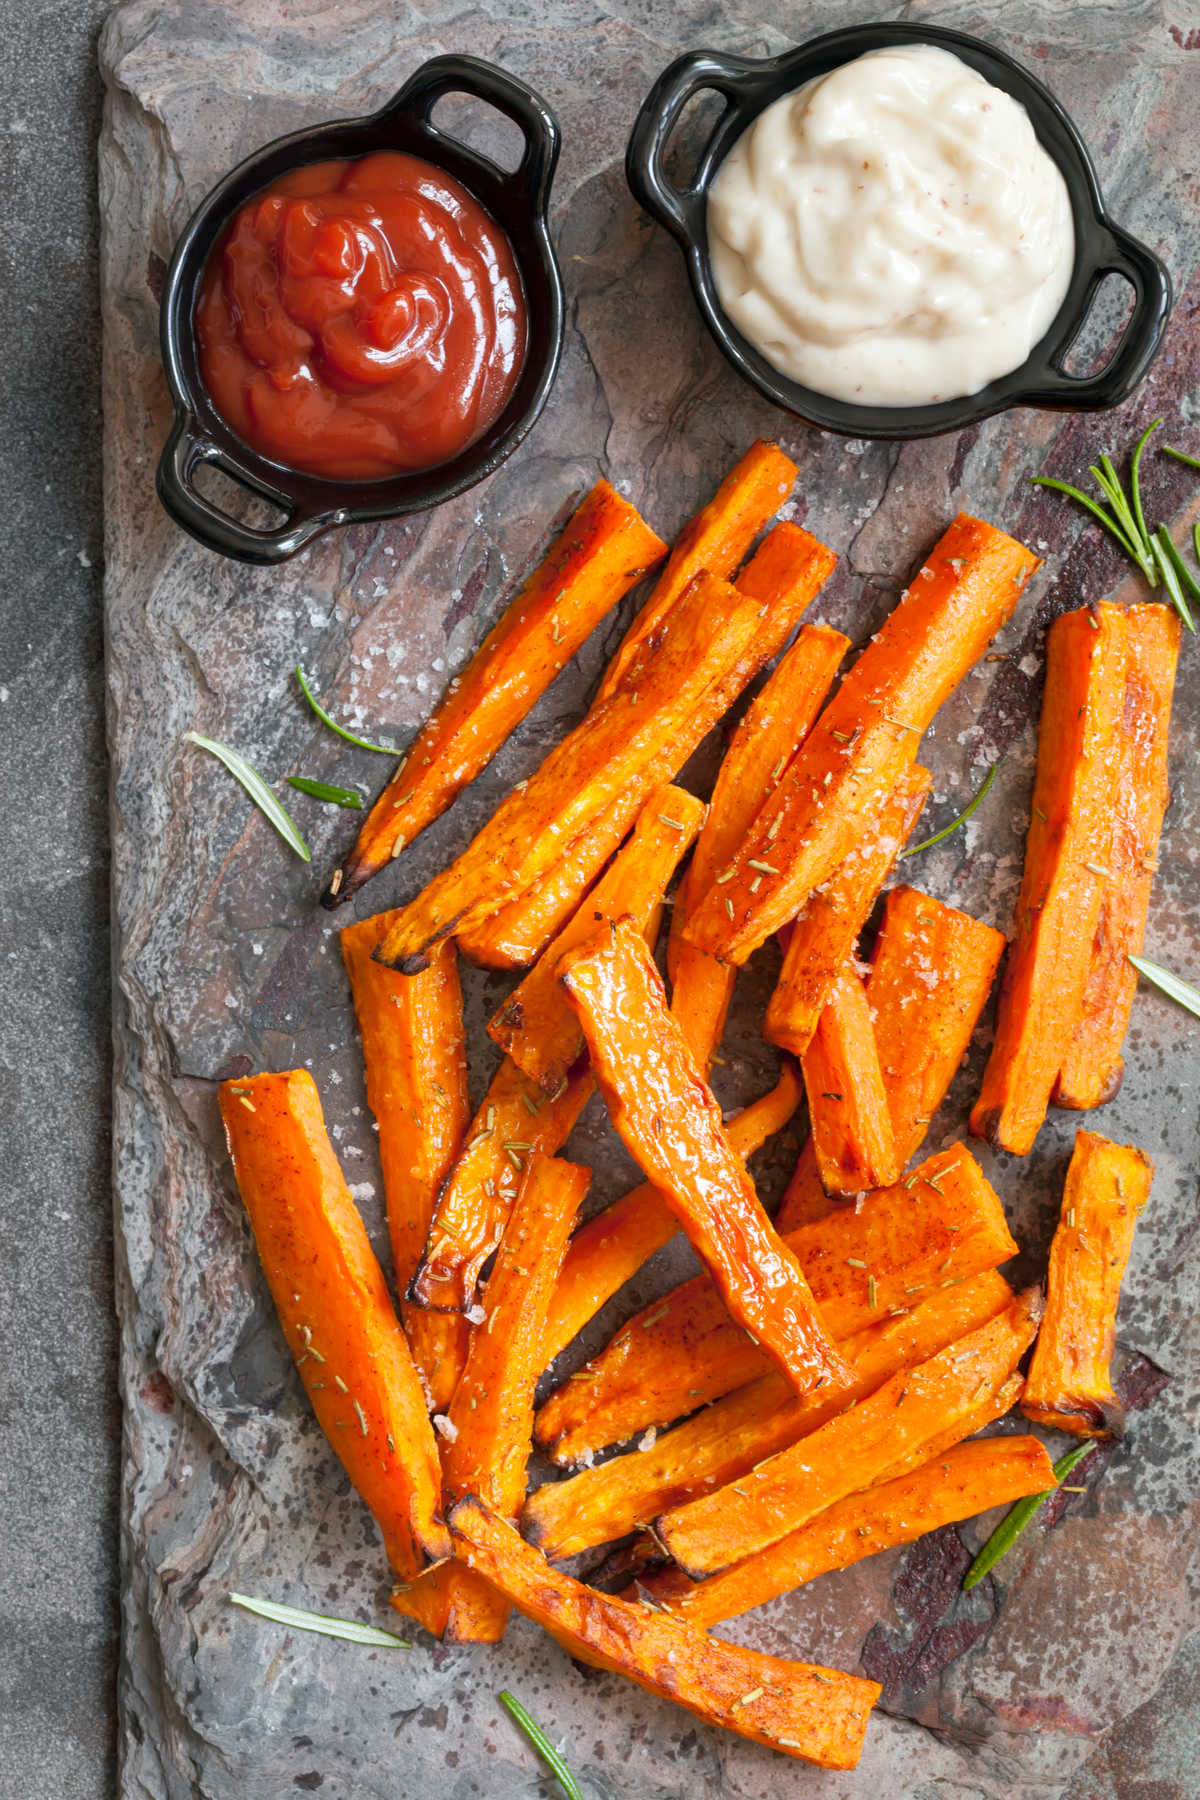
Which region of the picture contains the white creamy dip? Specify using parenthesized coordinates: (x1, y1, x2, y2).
(707, 44, 1075, 407)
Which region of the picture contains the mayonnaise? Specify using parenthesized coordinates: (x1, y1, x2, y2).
(707, 44, 1075, 407)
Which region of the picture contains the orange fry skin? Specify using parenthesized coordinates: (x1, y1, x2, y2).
(522, 1270, 1013, 1559)
(560, 917, 852, 1398)
(542, 1065, 803, 1365)
(685, 514, 1039, 963)
(972, 602, 1129, 1154)
(340, 923, 470, 1411)
(218, 1070, 450, 1576)
(670, 618, 849, 1065)
(487, 785, 704, 1092)
(448, 1496, 880, 1770)
(801, 964, 900, 1197)
(655, 1288, 1042, 1579)
(325, 479, 666, 906)
(598, 438, 797, 700)
(411, 1058, 592, 1314)
(1022, 1128, 1152, 1438)
(434, 1154, 588, 1642)
(535, 1141, 1018, 1464)
(376, 570, 762, 972)
(765, 765, 932, 1059)
(1055, 604, 1180, 1109)
(634, 1431, 1052, 1628)
(778, 887, 1006, 1232)
(457, 521, 836, 972)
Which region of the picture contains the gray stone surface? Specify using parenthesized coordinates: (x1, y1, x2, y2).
(97, 3, 1200, 1798)
(0, 5, 117, 1800)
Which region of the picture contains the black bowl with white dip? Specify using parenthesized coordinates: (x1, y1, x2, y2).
(626, 22, 1170, 438)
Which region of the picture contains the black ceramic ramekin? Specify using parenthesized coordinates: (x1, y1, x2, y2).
(627, 22, 1171, 439)
(158, 56, 564, 564)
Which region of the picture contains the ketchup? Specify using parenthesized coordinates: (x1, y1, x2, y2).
(195, 152, 527, 481)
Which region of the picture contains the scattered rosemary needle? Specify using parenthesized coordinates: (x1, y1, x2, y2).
(1163, 443, 1200, 474)
(295, 665, 398, 753)
(1128, 954, 1200, 1021)
(962, 1443, 1096, 1591)
(287, 775, 364, 809)
(184, 732, 310, 862)
(899, 762, 998, 860)
(499, 1691, 584, 1800)
(228, 1592, 410, 1647)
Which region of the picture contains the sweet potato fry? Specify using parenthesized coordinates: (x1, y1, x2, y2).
(389, 1562, 459, 1638)
(324, 481, 666, 907)
(522, 1271, 1012, 1558)
(560, 917, 851, 1397)
(542, 1066, 803, 1364)
(487, 785, 703, 1091)
(456, 522, 836, 970)
(1021, 1128, 1152, 1437)
(411, 1058, 592, 1313)
(597, 439, 797, 702)
(1055, 605, 1180, 1108)
(635, 1430, 1052, 1627)
(535, 1142, 1017, 1463)
(431, 1154, 589, 1641)
(972, 602, 1129, 1153)
(777, 886, 1006, 1231)
(218, 1070, 450, 1575)
(670, 620, 849, 1064)
(376, 570, 762, 972)
(656, 1287, 1042, 1578)
(447, 1496, 879, 1769)
(765, 767, 932, 1058)
(685, 515, 1040, 963)
(340, 922, 470, 1411)
(801, 964, 900, 1197)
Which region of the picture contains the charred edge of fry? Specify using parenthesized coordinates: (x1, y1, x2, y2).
(1020, 1394, 1127, 1440)
(1052, 1060, 1125, 1111)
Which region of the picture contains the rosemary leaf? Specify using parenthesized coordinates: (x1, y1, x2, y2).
(962, 1443, 1096, 1591)
(287, 775, 364, 809)
(1163, 444, 1200, 473)
(228, 1592, 410, 1647)
(1151, 529, 1198, 633)
(899, 762, 998, 860)
(296, 666, 397, 753)
(1128, 954, 1200, 1020)
(1030, 475, 1146, 570)
(1129, 416, 1161, 552)
(499, 1691, 584, 1800)
(184, 733, 310, 863)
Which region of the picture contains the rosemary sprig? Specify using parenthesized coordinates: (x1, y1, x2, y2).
(899, 763, 998, 860)
(228, 1592, 410, 1647)
(499, 1691, 584, 1800)
(296, 666, 397, 754)
(1031, 421, 1159, 586)
(1128, 954, 1200, 1021)
(962, 1443, 1096, 1591)
(1151, 528, 1198, 634)
(184, 733, 310, 862)
(287, 775, 364, 809)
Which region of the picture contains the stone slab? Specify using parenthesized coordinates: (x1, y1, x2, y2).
(99, 3, 1200, 1796)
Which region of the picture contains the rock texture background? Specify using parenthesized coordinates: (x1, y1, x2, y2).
(100, 3, 1200, 1796)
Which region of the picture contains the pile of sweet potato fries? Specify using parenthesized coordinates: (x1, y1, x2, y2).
(219, 441, 1174, 1770)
